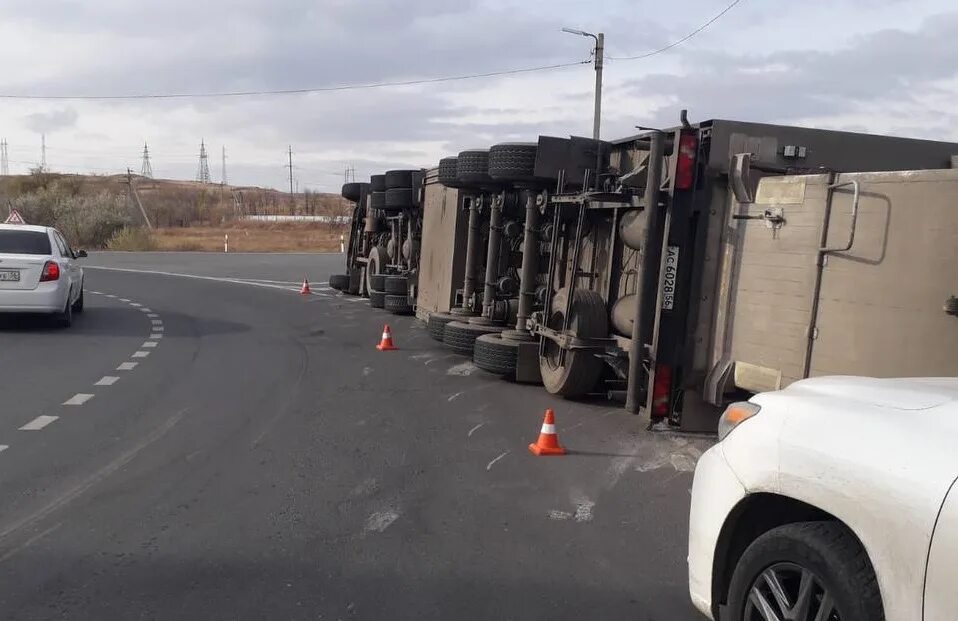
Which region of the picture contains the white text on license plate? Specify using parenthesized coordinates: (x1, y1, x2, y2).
(661, 246, 679, 310)
(0, 270, 20, 282)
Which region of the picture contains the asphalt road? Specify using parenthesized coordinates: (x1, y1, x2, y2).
(0, 251, 709, 620)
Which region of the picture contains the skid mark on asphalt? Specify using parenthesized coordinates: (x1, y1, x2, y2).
(363, 510, 400, 534)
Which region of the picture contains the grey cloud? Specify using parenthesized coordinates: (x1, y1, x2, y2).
(22, 107, 79, 133)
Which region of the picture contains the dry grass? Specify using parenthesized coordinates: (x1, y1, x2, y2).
(152, 222, 347, 253)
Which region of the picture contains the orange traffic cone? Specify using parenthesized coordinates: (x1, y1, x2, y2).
(529, 409, 566, 456)
(376, 324, 398, 351)
(300, 277, 311, 295)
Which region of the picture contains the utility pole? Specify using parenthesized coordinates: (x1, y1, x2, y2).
(140, 142, 153, 178)
(41, 134, 47, 172)
(196, 139, 211, 183)
(562, 28, 604, 186)
(286, 146, 294, 195)
(0, 139, 8, 176)
(126, 167, 154, 230)
(221, 145, 228, 186)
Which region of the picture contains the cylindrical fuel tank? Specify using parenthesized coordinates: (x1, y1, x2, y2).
(611, 294, 638, 337)
(619, 209, 644, 250)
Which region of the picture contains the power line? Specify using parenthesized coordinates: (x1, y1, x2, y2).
(608, 0, 744, 60)
(0, 60, 591, 101)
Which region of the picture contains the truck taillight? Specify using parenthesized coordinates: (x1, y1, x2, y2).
(651, 364, 672, 418)
(675, 133, 698, 190)
(40, 261, 60, 282)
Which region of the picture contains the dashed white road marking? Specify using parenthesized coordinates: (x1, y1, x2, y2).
(88, 290, 101, 295)
(147, 313, 159, 318)
(63, 393, 94, 406)
(20, 416, 58, 431)
(129, 302, 142, 307)
(117, 362, 138, 371)
(139, 308, 152, 313)
(153, 326, 164, 332)
(95, 376, 119, 386)
(486, 451, 510, 471)
(149, 333, 162, 339)
(132, 351, 150, 358)
(142, 341, 158, 348)
(150, 319, 162, 325)
(105, 294, 116, 299)
(118, 298, 131, 303)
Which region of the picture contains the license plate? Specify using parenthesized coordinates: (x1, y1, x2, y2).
(0, 269, 20, 282)
(661, 246, 679, 310)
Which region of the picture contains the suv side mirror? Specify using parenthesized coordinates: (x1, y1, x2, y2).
(75, 249, 88, 259)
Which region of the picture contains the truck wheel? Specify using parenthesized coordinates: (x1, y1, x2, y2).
(369, 290, 386, 309)
(442, 321, 502, 356)
(438, 157, 461, 188)
(369, 274, 386, 293)
(473, 333, 518, 376)
(384, 276, 408, 295)
(456, 149, 492, 186)
(539, 287, 608, 397)
(366, 246, 388, 293)
(727, 522, 883, 621)
(384, 169, 417, 189)
(347, 268, 362, 296)
(370, 174, 386, 192)
(489, 142, 539, 182)
(384, 294, 414, 315)
(328, 274, 350, 291)
(427, 312, 457, 341)
(370, 191, 386, 210)
(384, 187, 414, 211)
(341, 182, 367, 202)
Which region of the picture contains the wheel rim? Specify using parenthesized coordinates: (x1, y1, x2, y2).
(744, 563, 839, 621)
(542, 309, 564, 371)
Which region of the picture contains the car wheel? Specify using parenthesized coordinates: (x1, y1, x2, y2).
(538, 287, 607, 397)
(72, 287, 84, 313)
(56, 295, 73, 328)
(727, 522, 883, 621)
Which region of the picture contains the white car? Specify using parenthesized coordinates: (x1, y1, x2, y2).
(689, 376, 958, 621)
(0, 223, 86, 326)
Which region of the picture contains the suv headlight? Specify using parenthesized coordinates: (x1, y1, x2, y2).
(717, 401, 761, 441)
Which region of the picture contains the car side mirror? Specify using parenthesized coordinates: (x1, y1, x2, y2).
(75, 250, 88, 259)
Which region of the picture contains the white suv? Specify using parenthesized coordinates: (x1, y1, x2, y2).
(0, 223, 86, 326)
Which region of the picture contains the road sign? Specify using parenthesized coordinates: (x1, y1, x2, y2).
(4, 209, 26, 224)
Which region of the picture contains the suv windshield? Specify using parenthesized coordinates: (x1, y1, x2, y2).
(0, 230, 52, 255)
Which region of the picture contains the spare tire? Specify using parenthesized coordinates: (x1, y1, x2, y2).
(341, 182, 368, 202)
(370, 174, 386, 192)
(328, 274, 350, 291)
(385, 294, 414, 315)
(489, 143, 538, 182)
(473, 333, 519, 376)
(438, 157, 461, 188)
(427, 312, 458, 341)
(384, 276, 408, 295)
(442, 321, 503, 356)
(457, 149, 492, 186)
(370, 191, 386, 209)
(384, 169, 417, 189)
(369, 273, 386, 292)
(539, 287, 608, 397)
(384, 187, 414, 210)
(369, 290, 386, 309)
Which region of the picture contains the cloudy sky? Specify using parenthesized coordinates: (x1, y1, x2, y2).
(1, 0, 956, 191)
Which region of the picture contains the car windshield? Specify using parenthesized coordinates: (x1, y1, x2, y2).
(0, 230, 51, 255)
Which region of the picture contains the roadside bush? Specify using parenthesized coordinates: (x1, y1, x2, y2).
(106, 227, 157, 251)
(10, 181, 131, 248)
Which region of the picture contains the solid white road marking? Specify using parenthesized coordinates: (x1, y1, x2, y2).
(63, 393, 94, 406)
(117, 362, 138, 371)
(142, 341, 158, 348)
(149, 333, 162, 339)
(486, 451, 510, 471)
(132, 351, 150, 358)
(84, 266, 330, 296)
(20, 416, 58, 431)
(95, 376, 119, 386)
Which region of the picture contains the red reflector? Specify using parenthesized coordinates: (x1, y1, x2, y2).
(651, 364, 673, 418)
(40, 261, 60, 282)
(675, 133, 698, 190)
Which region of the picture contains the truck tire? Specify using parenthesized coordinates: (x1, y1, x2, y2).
(438, 157, 461, 188)
(369, 273, 386, 292)
(370, 174, 386, 192)
(366, 246, 388, 293)
(384, 294, 414, 315)
(489, 142, 538, 182)
(369, 290, 386, 309)
(329, 274, 350, 291)
(456, 149, 492, 186)
(341, 182, 367, 202)
(384, 169, 417, 189)
(473, 333, 518, 376)
(384, 276, 408, 295)
(427, 312, 458, 341)
(442, 321, 502, 356)
(727, 522, 883, 621)
(539, 287, 608, 397)
(384, 187, 414, 210)
(347, 268, 363, 296)
(370, 191, 386, 209)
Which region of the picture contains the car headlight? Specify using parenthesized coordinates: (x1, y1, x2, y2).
(717, 401, 761, 441)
